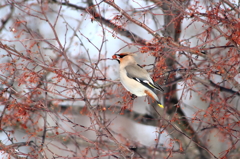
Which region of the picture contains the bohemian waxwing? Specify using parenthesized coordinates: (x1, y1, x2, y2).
(112, 52, 164, 108)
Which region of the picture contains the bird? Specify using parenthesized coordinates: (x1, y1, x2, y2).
(112, 52, 164, 108)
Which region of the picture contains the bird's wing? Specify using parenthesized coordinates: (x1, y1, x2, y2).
(152, 80, 164, 91)
(125, 64, 164, 92)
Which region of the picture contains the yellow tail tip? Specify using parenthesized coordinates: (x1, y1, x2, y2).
(158, 103, 164, 108)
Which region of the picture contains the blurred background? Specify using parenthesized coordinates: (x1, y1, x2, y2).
(0, 0, 239, 158)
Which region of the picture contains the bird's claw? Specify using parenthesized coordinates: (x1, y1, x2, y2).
(130, 94, 137, 100)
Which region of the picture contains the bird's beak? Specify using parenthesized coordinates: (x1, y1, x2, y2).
(112, 54, 120, 63)
(112, 54, 118, 59)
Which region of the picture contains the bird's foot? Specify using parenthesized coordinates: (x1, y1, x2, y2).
(130, 94, 137, 100)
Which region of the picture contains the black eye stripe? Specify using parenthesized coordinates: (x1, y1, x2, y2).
(116, 54, 128, 58)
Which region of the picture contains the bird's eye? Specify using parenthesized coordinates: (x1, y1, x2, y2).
(118, 53, 128, 58)
(113, 53, 129, 59)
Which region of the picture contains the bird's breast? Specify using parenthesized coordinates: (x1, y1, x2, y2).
(119, 70, 146, 96)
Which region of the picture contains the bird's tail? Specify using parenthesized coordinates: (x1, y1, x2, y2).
(157, 102, 164, 108)
(144, 90, 164, 108)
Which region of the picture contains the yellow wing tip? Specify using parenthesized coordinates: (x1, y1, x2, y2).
(158, 103, 164, 108)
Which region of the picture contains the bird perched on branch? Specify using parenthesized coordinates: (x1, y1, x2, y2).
(112, 52, 164, 108)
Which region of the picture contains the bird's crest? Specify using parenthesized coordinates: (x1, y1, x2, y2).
(112, 52, 136, 59)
